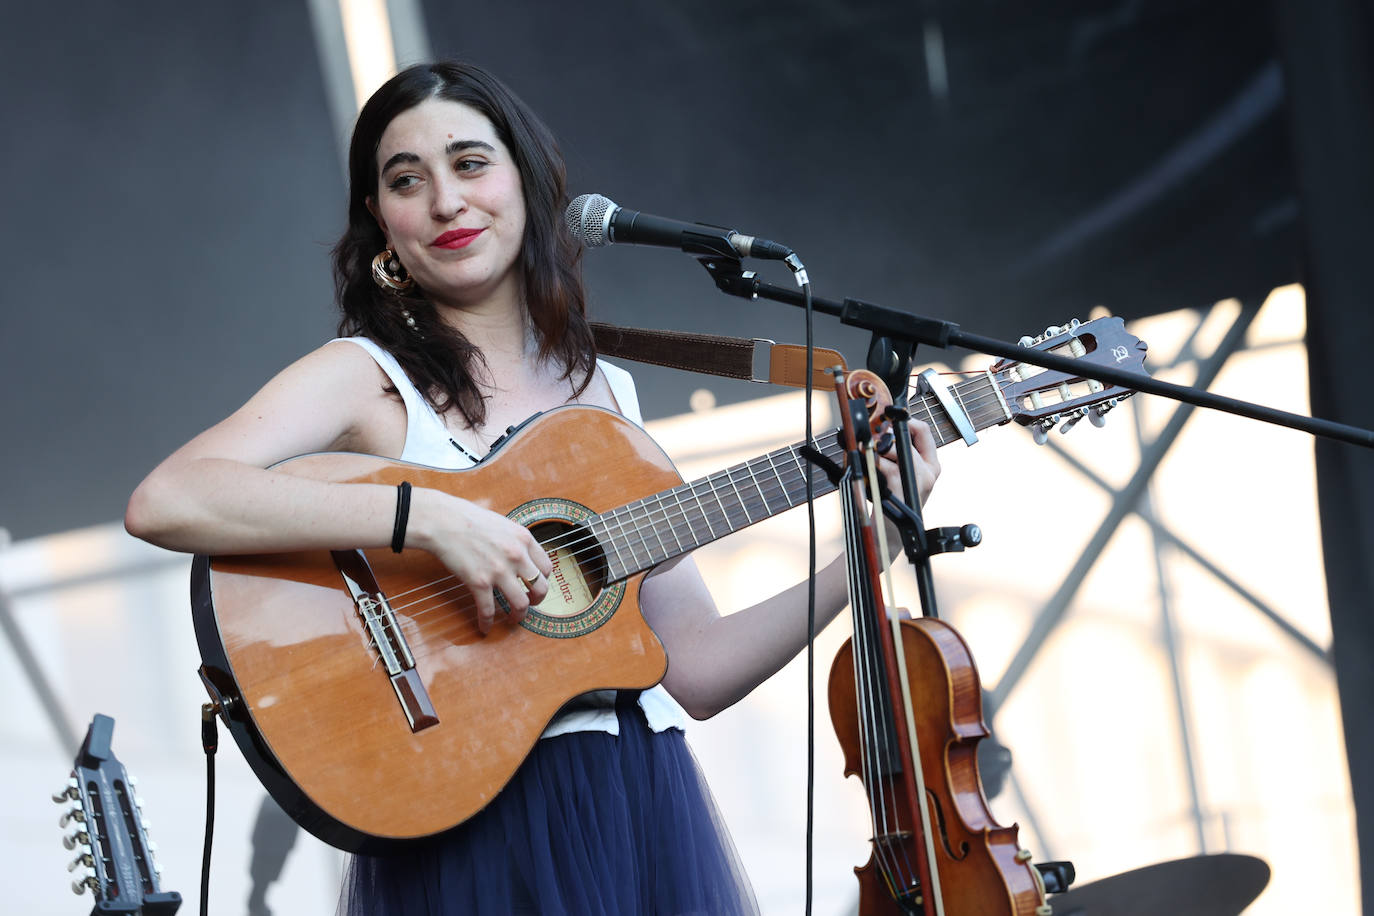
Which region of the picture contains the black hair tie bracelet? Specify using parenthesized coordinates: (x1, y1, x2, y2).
(391, 481, 412, 553)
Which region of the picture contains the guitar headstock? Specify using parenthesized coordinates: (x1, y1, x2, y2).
(55, 714, 182, 914)
(991, 316, 1148, 443)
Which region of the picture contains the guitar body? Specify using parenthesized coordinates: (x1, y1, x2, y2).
(193, 406, 683, 853)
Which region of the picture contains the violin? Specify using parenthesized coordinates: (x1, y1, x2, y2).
(825, 369, 1051, 916)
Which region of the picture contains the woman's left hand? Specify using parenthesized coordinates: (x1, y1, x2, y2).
(874, 418, 941, 506)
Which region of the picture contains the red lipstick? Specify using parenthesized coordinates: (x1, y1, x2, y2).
(431, 228, 484, 249)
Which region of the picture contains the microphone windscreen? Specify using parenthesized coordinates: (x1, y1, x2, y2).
(565, 193, 616, 247)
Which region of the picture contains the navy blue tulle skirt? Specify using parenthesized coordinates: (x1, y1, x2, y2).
(338, 696, 759, 915)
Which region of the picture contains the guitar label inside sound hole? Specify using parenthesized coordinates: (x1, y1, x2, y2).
(509, 502, 623, 639)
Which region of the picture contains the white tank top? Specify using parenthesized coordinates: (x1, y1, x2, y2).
(330, 337, 687, 736)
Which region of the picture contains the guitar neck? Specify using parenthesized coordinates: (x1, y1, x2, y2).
(592, 371, 1011, 581)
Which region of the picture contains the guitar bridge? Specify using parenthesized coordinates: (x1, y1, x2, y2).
(332, 550, 439, 733)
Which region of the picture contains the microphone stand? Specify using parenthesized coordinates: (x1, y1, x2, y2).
(697, 256, 1374, 450)
(696, 255, 1374, 623)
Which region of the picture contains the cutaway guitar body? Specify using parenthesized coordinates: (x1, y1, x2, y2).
(195, 408, 681, 852)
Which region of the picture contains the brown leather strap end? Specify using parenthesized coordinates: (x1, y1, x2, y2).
(769, 343, 846, 390)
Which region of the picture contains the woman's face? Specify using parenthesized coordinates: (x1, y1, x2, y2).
(368, 98, 527, 312)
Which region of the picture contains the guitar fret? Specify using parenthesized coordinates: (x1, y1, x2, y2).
(638, 494, 673, 560)
(668, 489, 704, 549)
(653, 492, 688, 555)
(761, 452, 792, 509)
(595, 430, 850, 580)
(687, 476, 719, 541)
(742, 460, 772, 516)
(593, 516, 630, 580)
(702, 472, 738, 534)
(724, 467, 754, 525)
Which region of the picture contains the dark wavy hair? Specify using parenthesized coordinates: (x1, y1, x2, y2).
(333, 61, 594, 428)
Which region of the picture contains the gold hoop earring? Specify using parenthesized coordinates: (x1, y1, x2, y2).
(371, 247, 414, 291)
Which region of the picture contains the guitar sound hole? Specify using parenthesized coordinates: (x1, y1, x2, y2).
(530, 522, 606, 620)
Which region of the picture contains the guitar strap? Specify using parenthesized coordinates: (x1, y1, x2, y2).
(589, 322, 846, 390)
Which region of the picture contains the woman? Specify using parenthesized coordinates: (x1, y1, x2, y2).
(125, 61, 939, 914)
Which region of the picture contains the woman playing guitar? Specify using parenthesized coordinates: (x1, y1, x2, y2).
(125, 60, 940, 914)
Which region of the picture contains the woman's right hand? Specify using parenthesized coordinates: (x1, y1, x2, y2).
(409, 489, 553, 634)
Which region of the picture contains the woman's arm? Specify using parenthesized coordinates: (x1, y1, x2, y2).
(642, 422, 941, 720)
(125, 342, 552, 625)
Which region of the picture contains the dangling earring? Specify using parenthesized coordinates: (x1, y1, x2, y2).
(400, 307, 420, 334)
(372, 247, 414, 291)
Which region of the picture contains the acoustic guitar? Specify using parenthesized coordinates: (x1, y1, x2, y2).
(192, 317, 1146, 853)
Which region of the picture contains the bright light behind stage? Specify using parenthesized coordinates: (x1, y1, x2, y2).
(0, 286, 1357, 914)
(338, 0, 396, 111)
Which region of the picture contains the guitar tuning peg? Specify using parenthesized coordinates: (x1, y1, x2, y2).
(1018, 335, 1035, 348)
(1068, 317, 1081, 329)
(1031, 423, 1049, 446)
(127, 773, 139, 787)
(61, 829, 90, 850)
(59, 808, 86, 828)
(1058, 407, 1089, 435)
(135, 795, 146, 810)
(1043, 325, 1061, 339)
(1089, 407, 1108, 428)
(71, 878, 90, 896)
(146, 838, 159, 852)
(51, 776, 78, 804)
(67, 851, 94, 872)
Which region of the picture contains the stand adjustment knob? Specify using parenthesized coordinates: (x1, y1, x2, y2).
(924, 524, 982, 555)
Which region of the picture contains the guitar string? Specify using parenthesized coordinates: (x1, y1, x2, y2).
(380, 375, 1015, 609)
(382, 439, 866, 650)
(374, 428, 852, 605)
(378, 385, 1018, 632)
(366, 377, 1037, 654)
(384, 433, 848, 610)
(384, 386, 1025, 655)
(384, 441, 848, 631)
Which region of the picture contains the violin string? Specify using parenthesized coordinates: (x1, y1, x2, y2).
(840, 476, 914, 897)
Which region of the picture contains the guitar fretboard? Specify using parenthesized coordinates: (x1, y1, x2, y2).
(592, 370, 1013, 582)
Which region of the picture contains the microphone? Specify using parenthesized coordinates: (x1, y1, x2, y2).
(564, 193, 794, 261)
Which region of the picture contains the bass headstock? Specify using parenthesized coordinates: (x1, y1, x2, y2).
(991, 316, 1148, 443)
(55, 714, 182, 914)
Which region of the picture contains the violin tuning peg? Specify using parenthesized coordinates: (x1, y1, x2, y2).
(1015, 848, 1034, 863)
